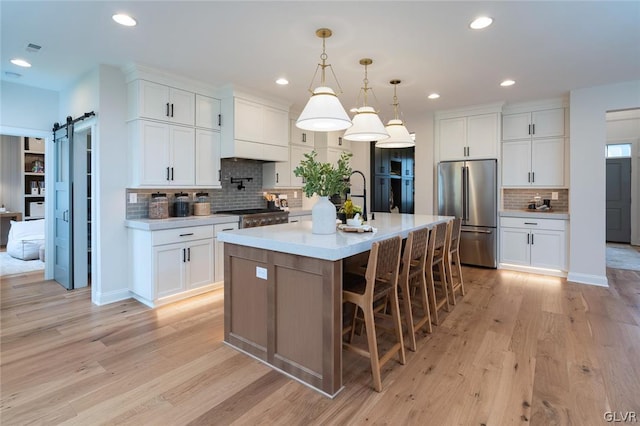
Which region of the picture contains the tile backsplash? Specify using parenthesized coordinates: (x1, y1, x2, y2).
(126, 159, 303, 219)
(502, 188, 569, 212)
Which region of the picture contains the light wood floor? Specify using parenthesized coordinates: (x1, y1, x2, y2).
(1, 266, 639, 425)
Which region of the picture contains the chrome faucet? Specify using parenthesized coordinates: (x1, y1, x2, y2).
(348, 170, 367, 222)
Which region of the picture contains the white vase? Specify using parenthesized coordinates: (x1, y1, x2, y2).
(312, 196, 337, 235)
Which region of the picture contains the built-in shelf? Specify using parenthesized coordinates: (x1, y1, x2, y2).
(22, 137, 45, 219)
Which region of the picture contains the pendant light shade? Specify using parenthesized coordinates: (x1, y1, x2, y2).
(296, 28, 352, 132)
(343, 58, 389, 142)
(344, 106, 390, 141)
(296, 86, 352, 131)
(376, 80, 414, 148)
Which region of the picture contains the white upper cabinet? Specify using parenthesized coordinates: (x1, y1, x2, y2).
(436, 109, 500, 161)
(195, 129, 221, 187)
(129, 80, 195, 126)
(502, 108, 565, 141)
(129, 120, 196, 187)
(501, 102, 567, 187)
(195, 94, 221, 130)
(290, 119, 315, 147)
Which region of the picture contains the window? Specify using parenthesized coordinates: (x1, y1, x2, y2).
(606, 143, 632, 158)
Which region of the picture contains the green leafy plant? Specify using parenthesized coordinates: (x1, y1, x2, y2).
(338, 199, 362, 218)
(293, 150, 352, 198)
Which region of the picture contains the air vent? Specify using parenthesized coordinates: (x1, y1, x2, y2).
(26, 43, 42, 52)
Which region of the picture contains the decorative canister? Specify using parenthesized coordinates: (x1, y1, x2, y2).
(193, 192, 211, 216)
(148, 192, 169, 219)
(173, 192, 190, 217)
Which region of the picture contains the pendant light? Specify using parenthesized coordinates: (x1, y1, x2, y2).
(296, 28, 352, 132)
(343, 58, 389, 142)
(376, 79, 414, 148)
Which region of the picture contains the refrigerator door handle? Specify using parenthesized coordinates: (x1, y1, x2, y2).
(461, 229, 493, 234)
(464, 166, 470, 221)
(461, 166, 467, 221)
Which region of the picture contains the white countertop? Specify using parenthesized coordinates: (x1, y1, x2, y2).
(125, 214, 239, 231)
(499, 210, 569, 220)
(217, 213, 453, 261)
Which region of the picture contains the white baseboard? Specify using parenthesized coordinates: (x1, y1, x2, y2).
(92, 289, 134, 305)
(566, 272, 609, 287)
(498, 263, 567, 278)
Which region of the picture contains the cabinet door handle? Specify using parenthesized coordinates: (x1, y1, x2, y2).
(528, 172, 531, 183)
(171, 103, 174, 118)
(218, 114, 221, 127)
(532, 124, 535, 135)
(531, 172, 535, 183)
(528, 124, 531, 135)
(531, 234, 534, 245)
(527, 234, 530, 245)
(182, 248, 186, 263)
(187, 247, 191, 261)
(524, 222, 537, 225)
(302, 133, 306, 143)
(338, 137, 343, 146)
(171, 167, 174, 181)
(179, 233, 194, 237)
(166, 103, 170, 117)
(221, 228, 234, 231)
(167, 167, 170, 181)
(276, 172, 279, 183)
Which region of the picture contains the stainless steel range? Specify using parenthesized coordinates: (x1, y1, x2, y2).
(216, 208, 289, 228)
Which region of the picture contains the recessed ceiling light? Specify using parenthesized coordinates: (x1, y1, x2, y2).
(500, 79, 516, 87)
(112, 13, 137, 27)
(275, 78, 289, 85)
(470, 16, 493, 30)
(428, 93, 440, 100)
(10, 58, 31, 67)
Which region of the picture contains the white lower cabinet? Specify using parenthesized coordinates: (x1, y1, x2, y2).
(214, 222, 239, 283)
(499, 216, 567, 274)
(288, 214, 312, 223)
(129, 225, 215, 307)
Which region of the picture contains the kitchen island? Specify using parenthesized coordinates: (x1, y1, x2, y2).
(217, 213, 452, 397)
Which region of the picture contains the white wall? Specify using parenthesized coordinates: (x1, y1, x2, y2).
(0, 81, 59, 132)
(568, 80, 640, 287)
(607, 109, 640, 246)
(59, 64, 129, 304)
(412, 112, 435, 214)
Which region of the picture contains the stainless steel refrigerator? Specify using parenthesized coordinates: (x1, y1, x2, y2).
(437, 159, 497, 268)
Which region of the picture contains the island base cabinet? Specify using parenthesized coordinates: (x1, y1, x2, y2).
(224, 243, 342, 397)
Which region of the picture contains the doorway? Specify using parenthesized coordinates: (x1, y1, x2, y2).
(606, 154, 631, 243)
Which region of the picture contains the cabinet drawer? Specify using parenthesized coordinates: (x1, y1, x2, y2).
(500, 217, 566, 231)
(152, 225, 214, 246)
(214, 222, 239, 237)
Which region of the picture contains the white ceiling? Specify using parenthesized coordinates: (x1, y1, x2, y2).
(2, 1, 639, 123)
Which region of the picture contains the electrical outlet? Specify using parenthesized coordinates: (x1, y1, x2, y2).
(551, 192, 559, 200)
(128, 193, 137, 204)
(294, 191, 298, 198)
(256, 266, 267, 280)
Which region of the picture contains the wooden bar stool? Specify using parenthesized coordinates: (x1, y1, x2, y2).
(426, 221, 450, 325)
(445, 218, 465, 305)
(342, 236, 405, 392)
(398, 226, 433, 352)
